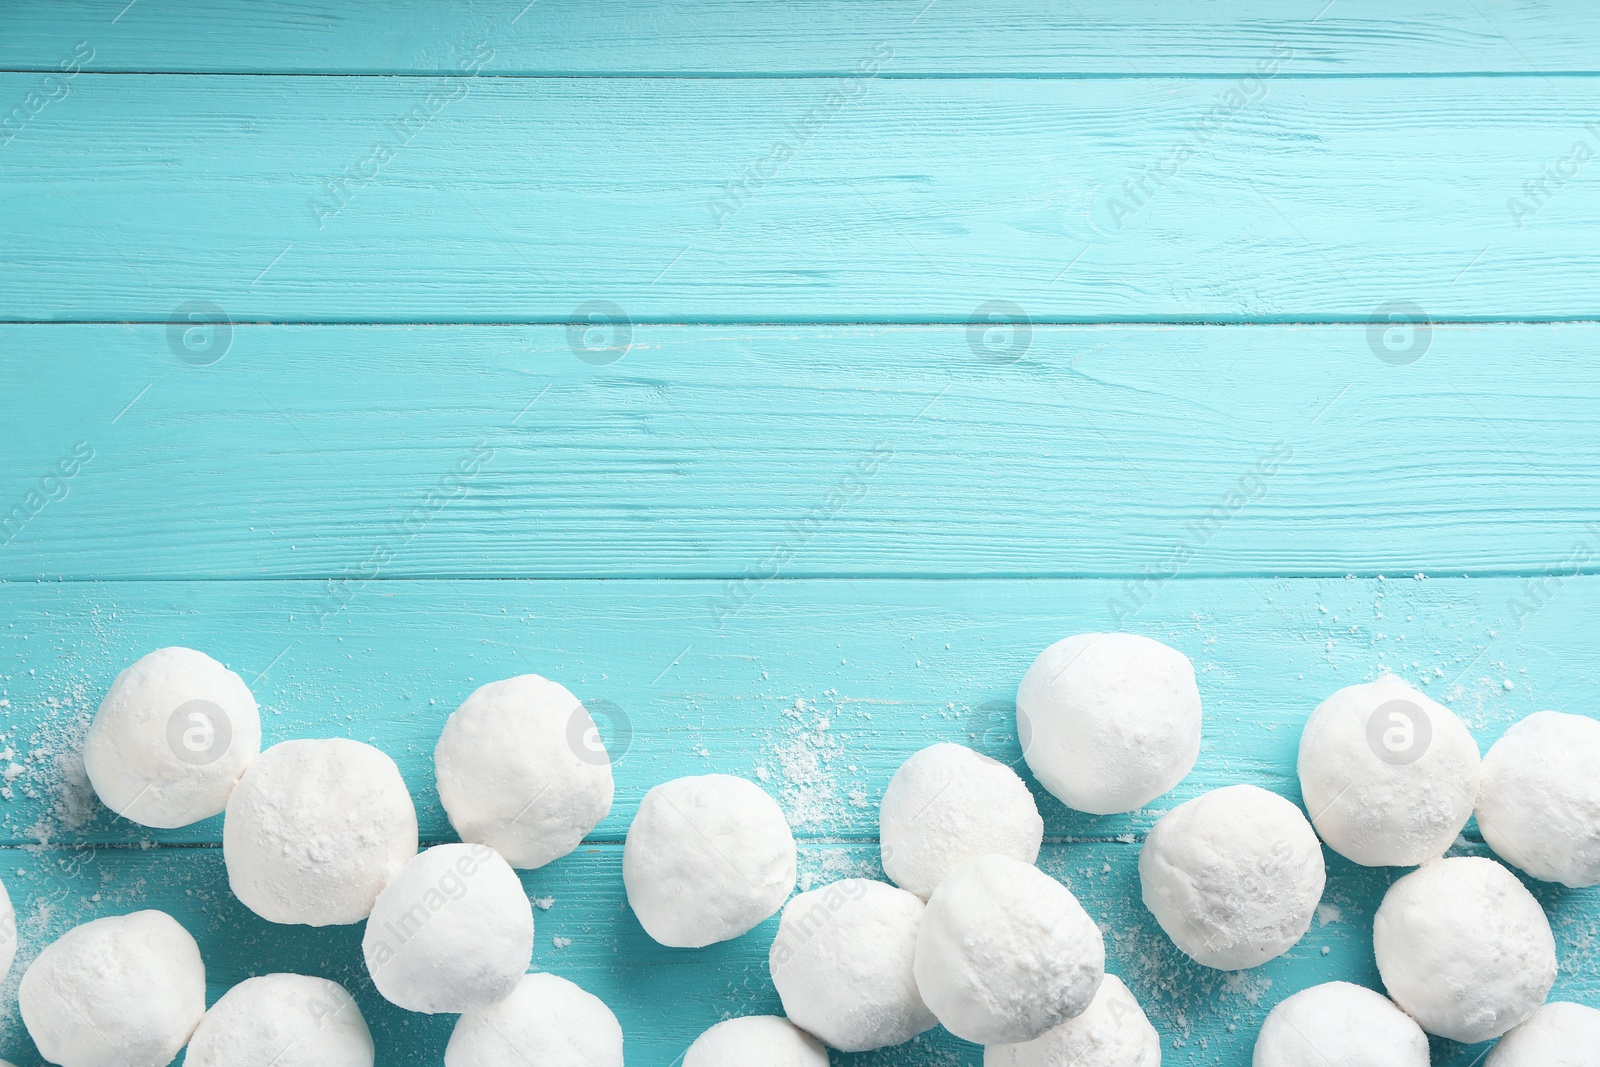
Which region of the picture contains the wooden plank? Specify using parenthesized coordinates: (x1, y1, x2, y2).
(4, 0, 1600, 76)
(1, 576, 1592, 849)
(0, 840, 1591, 1066)
(4, 323, 1599, 580)
(4, 76, 1600, 322)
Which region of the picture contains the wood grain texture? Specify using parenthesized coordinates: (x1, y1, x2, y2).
(5, 323, 1600, 581)
(6, 839, 1586, 1067)
(2, 577, 1592, 851)
(5, 76, 1600, 321)
(4, 0, 1600, 75)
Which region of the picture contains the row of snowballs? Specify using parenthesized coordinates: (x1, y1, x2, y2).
(0, 632, 1594, 1065)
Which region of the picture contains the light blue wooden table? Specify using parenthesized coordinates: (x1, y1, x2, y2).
(3, 2, 1599, 1063)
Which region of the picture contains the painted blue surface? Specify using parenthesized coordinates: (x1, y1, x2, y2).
(1, 3, 1597, 1065)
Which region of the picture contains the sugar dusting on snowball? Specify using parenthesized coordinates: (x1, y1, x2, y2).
(880, 743, 1043, 899)
(1486, 1001, 1600, 1067)
(19, 911, 206, 1067)
(363, 843, 534, 1013)
(984, 974, 1159, 1067)
(1477, 710, 1600, 888)
(435, 675, 614, 870)
(1140, 784, 1324, 970)
(914, 855, 1105, 1046)
(224, 738, 418, 926)
(1374, 856, 1556, 1043)
(0, 874, 15, 985)
(683, 1016, 829, 1067)
(624, 774, 796, 948)
(1297, 675, 1480, 867)
(445, 973, 623, 1067)
(85, 646, 262, 828)
(1252, 981, 1428, 1067)
(1016, 633, 1202, 815)
(769, 879, 936, 1052)
(185, 974, 374, 1067)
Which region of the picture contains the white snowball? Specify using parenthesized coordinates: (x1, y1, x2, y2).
(363, 843, 534, 1013)
(683, 1016, 829, 1067)
(19, 911, 206, 1067)
(1297, 675, 1480, 867)
(880, 743, 1043, 899)
(914, 855, 1105, 1045)
(984, 974, 1160, 1067)
(1139, 784, 1325, 970)
(445, 972, 623, 1067)
(1477, 711, 1600, 888)
(224, 738, 418, 926)
(1487, 1001, 1600, 1067)
(1373, 856, 1556, 1043)
(769, 879, 937, 1052)
(185, 973, 374, 1067)
(1016, 633, 1202, 815)
(0, 874, 15, 985)
(435, 675, 615, 870)
(624, 774, 796, 948)
(85, 646, 262, 828)
(1252, 981, 1428, 1067)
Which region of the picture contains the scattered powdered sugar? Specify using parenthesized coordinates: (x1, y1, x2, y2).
(1, 679, 102, 846)
(757, 698, 869, 832)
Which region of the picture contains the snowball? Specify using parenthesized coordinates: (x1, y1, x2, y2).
(1486, 1001, 1600, 1067)
(445, 973, 623, 1067)
(224, 738, 418, 926)
(1297, 675, 1480, 867)
(914, 855, 1105, 1045)
(769, 879, 936, 1051)
(880, 743, 1043, 899)
(85, 646, 262, 828)
(19, 911, 206, 1067)
(435, 674, 614, 870)
(0, 874, 15, 985)
(1139, 784, 1325, 970)
(624, 774, 796, 947)
(984, 974, 1159, 1067)
(1477, 710, 1600, 888)
(1252, 981, 1428, 1067)
(683, 1016, 829, 1067)
(363, 843, 534, 1013)
(1016, 633, 1201, 815)
(1373, 856, 1556, 1043)
(185, 973, 374, 1067)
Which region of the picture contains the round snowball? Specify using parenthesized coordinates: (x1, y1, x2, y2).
(914, 855, 1106, 1045)
(984, 974, 1159, 1067)
(445, 973, 623, 1067)
(769, 879, 936, 1051)
(1373, 856, 1556, 1043)
(85, 646, 262, 828)
(435, 675, 615, 870)
(684, 1016, 829, 1067)
(1297, 675, 1480, 867)
(0, 874, 16, 985)
(363, 843, 534, 1013)
(1252, 982, 1428, 1067)
(1477, 711, 1600, 888)
(1139, 784, 1325, 970)
(224, 738, 418, 926)
(19, 910, 206, 1067)
(880, 743, 1043, 899)
(186, 974, 374, 1067)
(1487, 1002, 1600, 1067)
(1017, 633, 1202, 815)
(624, 774, 796, 948)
